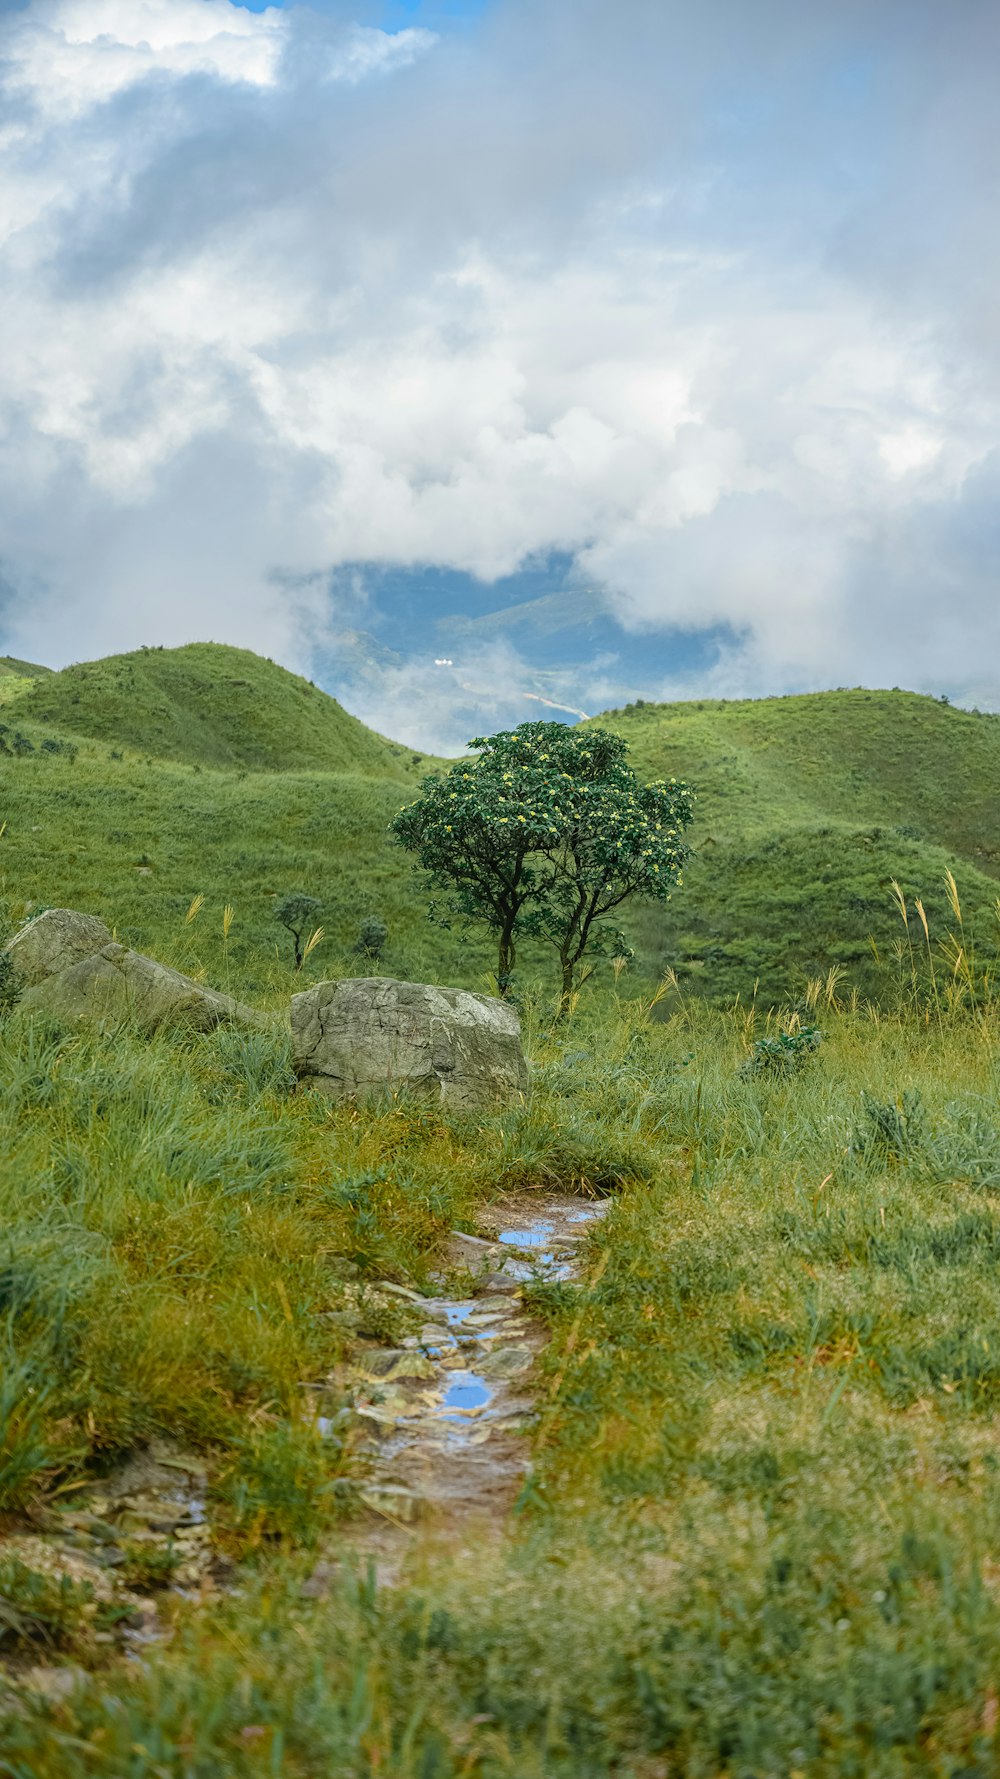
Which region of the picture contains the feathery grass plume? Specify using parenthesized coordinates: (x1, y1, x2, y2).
(888, 879, 918, 1005)
(301, 926, 324, 967)
(824, 964, 847, 1008)
(945, 868, 963, 926)
(222, 904, 235, 942)
(913, 896, 941, 1022)
(890, 879, 909, 926)
(185, 892, 205, 925)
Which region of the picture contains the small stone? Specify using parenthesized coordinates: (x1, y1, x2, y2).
(474, 1271, 521, 1295)
(19, 1665, 87, 1703)
(359, 1483, 423, 1523)
(446, 1231, 498, 1263)
(375, 1282, 431, 1305)
(353, 1350, 437, 1382)
(480, 1344, 535, 1380)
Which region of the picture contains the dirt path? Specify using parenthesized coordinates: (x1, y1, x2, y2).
(316, 1195, 607, 1583)
(0, 1196, 607, 1700)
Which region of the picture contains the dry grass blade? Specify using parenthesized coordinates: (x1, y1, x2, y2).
(301, 926, 325, 966)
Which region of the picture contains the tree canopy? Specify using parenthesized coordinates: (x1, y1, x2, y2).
(391, 720, 694, 1008)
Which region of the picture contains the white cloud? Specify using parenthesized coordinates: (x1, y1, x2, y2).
(326, 25, 437, 87)
(2, 0, 287, 119)
(0, 0, 998, 730)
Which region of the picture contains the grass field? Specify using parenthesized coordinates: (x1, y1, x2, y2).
(4, 967, 1000, 1771)
(4, 644, 1000, 1769)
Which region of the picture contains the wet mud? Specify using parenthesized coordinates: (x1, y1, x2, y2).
(320, 1195, 607, 1579)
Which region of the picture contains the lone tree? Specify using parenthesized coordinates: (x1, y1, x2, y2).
(391, 721, 693, 1010)
(274, 892, 322, 971)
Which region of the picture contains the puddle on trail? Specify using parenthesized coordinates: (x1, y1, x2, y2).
(321, 1196, 608, 1551)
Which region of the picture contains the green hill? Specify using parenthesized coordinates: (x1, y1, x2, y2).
(3, 642, 419, 775)
(593, 690, 1000, 1002)
(597, 689, 1000, 868)
(3, 658, 999, 1008)
(0, 653, 50, 678)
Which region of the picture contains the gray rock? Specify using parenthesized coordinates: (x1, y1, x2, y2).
(4, 907, 110, 985)
(445, 1230, 500, 1265)
(4, 907, 256, 1033)
(290, 976, 529, 1112)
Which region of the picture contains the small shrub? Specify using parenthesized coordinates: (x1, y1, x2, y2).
(354, 915, 388, 962)
(741, 1024, 822, 1078)
(850, 1089, 928, 1171)
(926, 1104, 1000, 1193)
(118, 1540, 182, 1592)
(494, 1110, 653, 1194)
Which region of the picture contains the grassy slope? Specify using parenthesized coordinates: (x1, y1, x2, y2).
(4, 652, 1000, 1007)
(0, 655, 50, 678)
(6, 655, 1000, 1767)
(7, 1001, 1000, 1774)
(594, 690, 1000, 1002)
(0, 750, 493, 997)
(4, 641, 422, 775)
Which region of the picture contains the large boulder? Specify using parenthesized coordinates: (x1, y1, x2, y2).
(4, 908, 256, 1033)
(290, 976, 529, 1112)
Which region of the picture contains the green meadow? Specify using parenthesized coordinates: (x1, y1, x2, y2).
(2, 645, 1000, 1774)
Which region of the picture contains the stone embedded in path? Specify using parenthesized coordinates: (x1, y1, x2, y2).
(3, 907, 257, 1033)
(290, 976, 530, 1112)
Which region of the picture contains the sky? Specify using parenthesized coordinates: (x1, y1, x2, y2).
(1, 0, 998, 751)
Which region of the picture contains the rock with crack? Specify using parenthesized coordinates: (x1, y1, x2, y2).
(290, 976, 530, 1112)
(4, 908, 257, 1033)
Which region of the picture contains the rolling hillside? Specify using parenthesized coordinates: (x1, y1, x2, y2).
(2, 651, 998, 1006)
(598, 689, 1000, 869)
(3, 642, 421, 775)
(595, 690, 1000, 1001)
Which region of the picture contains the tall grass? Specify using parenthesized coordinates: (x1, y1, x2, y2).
(4, 974, 1000, 1769)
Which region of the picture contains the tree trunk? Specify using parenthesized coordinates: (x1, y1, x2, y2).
(496, 930, 516, 997)
(557, 954, 575, 1018)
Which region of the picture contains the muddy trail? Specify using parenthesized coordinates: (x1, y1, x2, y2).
(0, 1196, 605, 1699)
(316, 1194, 608, 1582)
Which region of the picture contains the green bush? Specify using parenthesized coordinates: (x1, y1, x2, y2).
(741, 1023, 822, 1077)
(354, 915, 388, 961)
